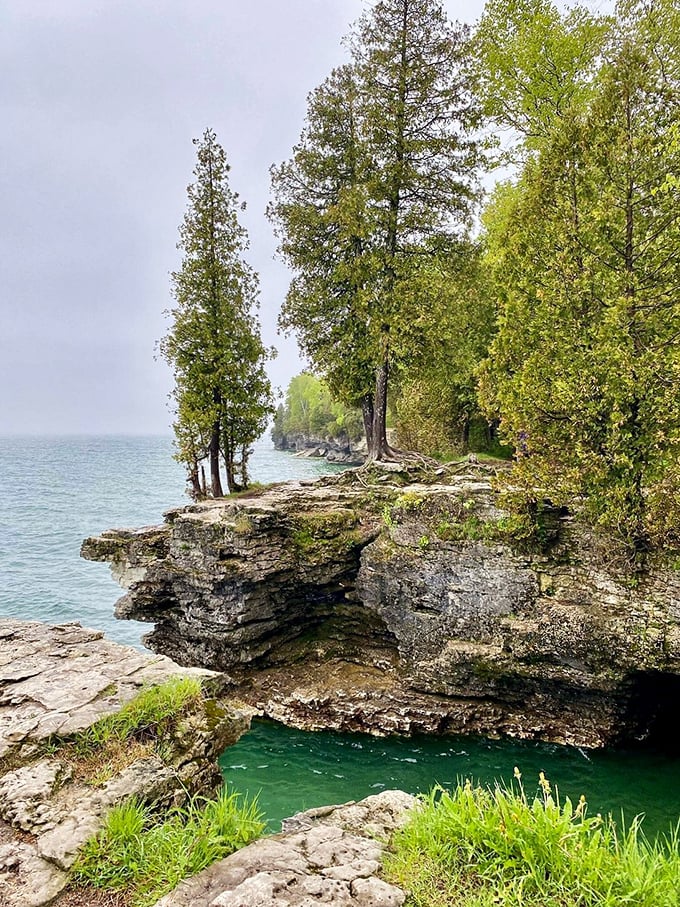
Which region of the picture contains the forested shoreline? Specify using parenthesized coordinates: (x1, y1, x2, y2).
(161, 0, 680, 567)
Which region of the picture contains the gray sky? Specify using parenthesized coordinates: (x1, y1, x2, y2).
(0, 0, 486, 435)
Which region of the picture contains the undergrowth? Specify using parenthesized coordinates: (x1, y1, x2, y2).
(71, 787, 264, 906)
(385, 771, 680, 907)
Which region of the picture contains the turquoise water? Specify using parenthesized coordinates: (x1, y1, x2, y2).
(1, 435, 679, 836)
(223, 720, 680, 837)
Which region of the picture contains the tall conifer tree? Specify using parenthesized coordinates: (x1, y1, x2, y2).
(270, 0, 480, 460)
(161, 129, 274, 497)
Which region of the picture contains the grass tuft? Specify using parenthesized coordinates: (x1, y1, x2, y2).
(384, 772, 680, 906)
(78, 675, 204, 751)
(46, 676, 204, 783)
(71, 787, 264, 906)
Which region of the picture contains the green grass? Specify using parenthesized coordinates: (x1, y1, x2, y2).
(72, 675, 203, 753)
(71, 787, 265, 906)
(42, 676, 205, 784)
(384, 772, 680, 907)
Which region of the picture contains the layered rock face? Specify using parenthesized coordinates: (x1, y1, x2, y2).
(273, 431, 366, 465)
(82, 467, 680, 750)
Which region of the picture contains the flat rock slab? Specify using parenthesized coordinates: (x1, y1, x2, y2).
(0, 840, 69, 907)
(0, 619, 244, 907)
(0, 619, 214, 764)
(154, 790, 417, 907)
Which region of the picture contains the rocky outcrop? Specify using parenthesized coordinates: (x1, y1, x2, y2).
(81, 466, 680, 750)
(273, 432, 366, 465)
(82, 478, 389, 672)
(154, 790, 415, 907)
(0, 620, 251, 907)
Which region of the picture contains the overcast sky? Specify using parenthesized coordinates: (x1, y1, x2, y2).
(1, 0, 486, 435)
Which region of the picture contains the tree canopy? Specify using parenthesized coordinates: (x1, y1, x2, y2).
(478, 0, 680, 561)
(155, 1, 680, 563)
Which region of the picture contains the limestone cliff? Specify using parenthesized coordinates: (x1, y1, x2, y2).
(81, 465, 680, 750)
(273, 430, 366, 465)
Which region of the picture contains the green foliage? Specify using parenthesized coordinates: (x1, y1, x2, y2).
(433, 513, 538, 547)
(270, 1, 481, 459)
(385, 773, 680, 906)
(270, 65, 376, 417)
(161, 128, 274, 496)
(58, 676, 203, 757)
(290, 508, 362, 558)
(71, 788, 264, 906)
(474, 0, 608, 155)
(382, 503, 395, 529)
(272, 372, 363, 445)
(394, 492, 425, 513)
(392, 250, 497, 457)
(478, 4, 680, 560)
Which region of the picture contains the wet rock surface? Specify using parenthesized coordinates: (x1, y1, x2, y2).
(82, 466, 680, 749)
(154, 790, 415, 907)
(0, 620, 251, 907)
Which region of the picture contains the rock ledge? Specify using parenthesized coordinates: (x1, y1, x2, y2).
(154, 789, 415, 907)
(0, 619, 250, 907)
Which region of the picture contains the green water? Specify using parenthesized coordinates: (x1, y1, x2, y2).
(220, 720, 680, 836)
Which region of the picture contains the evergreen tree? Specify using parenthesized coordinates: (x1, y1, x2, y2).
(270, 0, 480, 460)
(161, 129, 274, 497)
(479, 3, 680, 560)
(269, 65, 377, 443)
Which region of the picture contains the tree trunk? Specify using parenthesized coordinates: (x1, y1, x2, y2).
(461, 414, 471, 452)
(366, 5, 407, 463)
(225, 459, 236, 494)
(222, 429, 235, 494)
(222, 427, 244, 494)
(188, 458, 202, 499)
(361, 394, 375, 452)
(239, 443, 250, 490)
(368, 357, 391, 460)
(209, 421, 223, 497)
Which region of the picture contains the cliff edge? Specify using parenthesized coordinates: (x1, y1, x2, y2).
(82, 465, 680, 750)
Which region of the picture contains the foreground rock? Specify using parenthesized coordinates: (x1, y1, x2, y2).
(0, 619, 250, 907)
(82, 465, 680, 749)
(154, 790, 415, 907)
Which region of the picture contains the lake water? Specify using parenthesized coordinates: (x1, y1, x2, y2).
(1, 435, 679, 835)
(0, 435, 345, 648)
